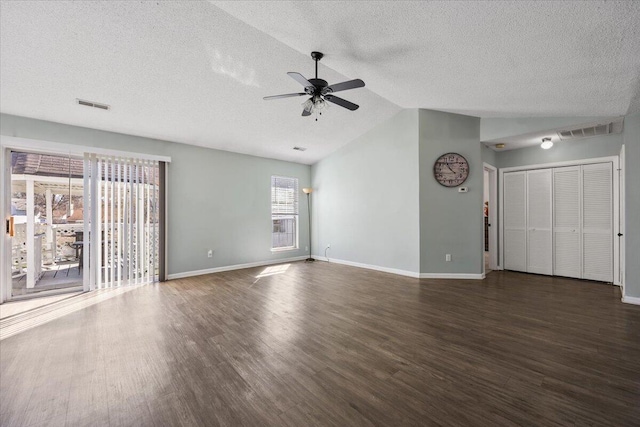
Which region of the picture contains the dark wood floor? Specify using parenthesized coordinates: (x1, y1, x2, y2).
(1, 261, 639, 426)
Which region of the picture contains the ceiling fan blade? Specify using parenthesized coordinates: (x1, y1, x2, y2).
(302, 106, 312, 116)
(325, 95, 359, 111)
(324, 79, 365, 94)
(263, 93, 306, 100)
(288, 72, 313, 88)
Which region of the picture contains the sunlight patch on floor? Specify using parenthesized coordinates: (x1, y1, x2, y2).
(255, 263, 291, 278)
(0, 291, 83, 319)
(0, 286, 142, 340)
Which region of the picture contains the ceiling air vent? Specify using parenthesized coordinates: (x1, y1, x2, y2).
(76, 99, 110, 111)
(557, 119, 623, 141)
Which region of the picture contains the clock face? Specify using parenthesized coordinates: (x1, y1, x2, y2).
(433, 153, 469, 187)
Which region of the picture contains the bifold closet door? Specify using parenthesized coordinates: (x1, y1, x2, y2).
(553, 166, 581, 278)
(582, 163, 613, 282)
(503, 171, 527, 272)
(526, 169, 552, 275)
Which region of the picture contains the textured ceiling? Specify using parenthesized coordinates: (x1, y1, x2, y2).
(214, 1, 640, 118)
(1, 1, 639, 163)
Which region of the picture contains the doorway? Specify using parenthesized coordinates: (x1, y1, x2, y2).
(2, 141, 167, 304)
(9, 151, 85, 299)
(483, 163, 498, 274)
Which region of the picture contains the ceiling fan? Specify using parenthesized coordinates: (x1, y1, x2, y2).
(263, 51, 365, 120)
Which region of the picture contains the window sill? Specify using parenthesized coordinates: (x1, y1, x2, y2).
(271, 247, 298, 253)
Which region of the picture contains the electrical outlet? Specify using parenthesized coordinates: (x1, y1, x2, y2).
(207, 249, 213, 258)
(446, 254, 451, 262)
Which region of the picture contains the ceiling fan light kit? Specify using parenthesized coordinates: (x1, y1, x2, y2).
(264, 51, 365, 121)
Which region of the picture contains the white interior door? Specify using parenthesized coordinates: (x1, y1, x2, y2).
(582, 163, 613, 282)
(553, 166, 581, 278)
(503, 171, 527, 272)
(526, 169, 553, 275)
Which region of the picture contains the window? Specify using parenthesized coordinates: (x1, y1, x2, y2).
(271, 176, 298, 250)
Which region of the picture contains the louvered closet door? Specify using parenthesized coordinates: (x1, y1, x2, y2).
(582, 163, 613, 282)
(503, 171, 527, 271)
(526, 169, 553, 275)
(553, 167, 581, 278)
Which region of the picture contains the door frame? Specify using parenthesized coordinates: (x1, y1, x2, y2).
(498, 155, 620, 285)
(618, 145, 625, 294)
(0, 136, 171, 304)
(483, 163, 498, 273)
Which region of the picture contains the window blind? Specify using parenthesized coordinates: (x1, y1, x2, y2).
(84, 154, 160, 289)
(271, 176, 299, 215)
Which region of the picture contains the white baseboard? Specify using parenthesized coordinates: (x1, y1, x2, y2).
(621, 294, 640, 306)
(311, 256, 484, 280)
(419, 273, 485, 280)
(168, 256, 308, 280)
(312, 256, 420, 278)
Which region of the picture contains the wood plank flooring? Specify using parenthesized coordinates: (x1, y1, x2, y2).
(1, 261, 639, 426)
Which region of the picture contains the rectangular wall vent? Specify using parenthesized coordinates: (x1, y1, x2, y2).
(557, 119, 623, 141)
(76, 99, 110, 110)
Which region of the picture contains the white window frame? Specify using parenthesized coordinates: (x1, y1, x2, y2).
(271, 175, 299, 252)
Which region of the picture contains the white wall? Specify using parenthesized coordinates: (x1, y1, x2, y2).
(1, 113, 311, 278)
(310, 110, 421, 274)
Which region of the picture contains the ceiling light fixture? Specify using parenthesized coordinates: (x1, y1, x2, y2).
(495, 143, 505, 149)
(302, 95, 330, 118)
(541, 137, 553, 150)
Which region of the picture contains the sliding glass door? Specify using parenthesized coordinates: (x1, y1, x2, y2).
(3, 148, 163, 301)
(9, 151, 85, 298)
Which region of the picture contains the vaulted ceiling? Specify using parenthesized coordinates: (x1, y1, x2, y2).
(1, 1, 639, 164)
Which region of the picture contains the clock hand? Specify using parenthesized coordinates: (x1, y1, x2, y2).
(445, 163, 455, 173)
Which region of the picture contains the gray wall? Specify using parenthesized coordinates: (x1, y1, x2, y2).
(310, 109, 420, 273)
(481, 145, 497, 167)
(1, 113, 311, 277)
(624, 113, 640, 298)
(419, 110, 483, 274)
(495, 133, 623, 169)
(481, 116, 613, 142)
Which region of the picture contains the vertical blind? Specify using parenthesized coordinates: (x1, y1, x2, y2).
(83, 154, 160, 289)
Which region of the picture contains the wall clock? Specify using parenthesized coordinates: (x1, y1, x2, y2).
(433, 153, 469, 187)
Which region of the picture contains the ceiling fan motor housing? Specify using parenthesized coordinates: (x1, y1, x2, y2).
(308, 78, 328, 91)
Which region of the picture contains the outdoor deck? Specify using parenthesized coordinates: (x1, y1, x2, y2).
(11, 263, 82, 297)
